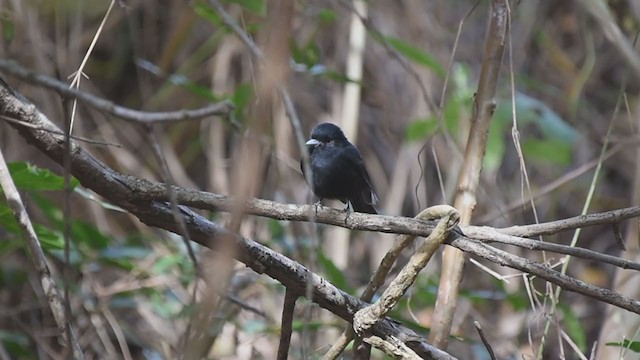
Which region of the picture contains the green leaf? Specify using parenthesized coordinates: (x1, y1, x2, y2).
(318, 252, 350, 292)
(180, 82, 217, 101)
(230, 83, 254, 121)
(504, 290, 529, 311)
(7, 162, 78, 191)
(385, 37, 446, 77)
(33, 224, 65, 250)
(484, 118, 508, 171)
(225, 0, 266, 16)
(101, 246, 150, 260)
(0, 330, 29, 358)
(0, 201, 64, 251)
(152, 254, 183, 273)
(100, 246, 151, 270)
(320, 70, 360, 84)
(0, 202, 20, 233)
(317, 9, 337, 23)
(150, 291, 181, 317)
(267, 219, 286, 244)
(521, 139, 573, 166)
(560, 305, 587, 352)
(166, 73, 218, 101)
(71, 221, 110, 250)
(0, 13, 15, 45)
(30, 193, 110, 251)
(606, 339, 640, 353)
(291, 319, 328, 331)
(406, 117, 438, 141)
(193, 1, 222, 25)
(243, 319, 268, 334)
(291, 40, 321, 69)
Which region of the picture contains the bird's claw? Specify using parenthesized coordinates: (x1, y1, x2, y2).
(343, 202, 352, 226)
(342, 202, 351, 213)
(313, 200, 323, 216)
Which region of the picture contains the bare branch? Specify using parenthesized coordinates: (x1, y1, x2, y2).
(277, 290, 297, 360)
(0, 147, 84, 359)
(431, 0, 509, 348)
(3, 76, 640, 356)
(353, 208, 458, 355)
(474, 321, 496, 360)
(0, 59, 233, 124)
(0, 75, 455, 360)
(497, 206, 640, 237)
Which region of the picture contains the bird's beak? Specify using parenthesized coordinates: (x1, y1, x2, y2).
(305, 139, 321, 147)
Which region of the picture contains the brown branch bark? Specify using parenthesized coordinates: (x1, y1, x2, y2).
(430, 0, 507, 348)
(0, 80, 455, 360)
(0, 60, 233, 124)
(0, 145, 83, 359)
(277, 290, 297, 360)
(3, 76, 640, 356)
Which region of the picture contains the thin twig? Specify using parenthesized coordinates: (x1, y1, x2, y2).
(474, 321, 496, 360)
(0, 59, 234, 124)
(1, 115, 122, 147)
(61, 91, 74, 359)
(67, 0, 116, 132)
(146, 126, 198, 267)
(0, 147, 84, 360)
(277, 289, 298, 360)
(497, 206, 640, 238)
(146, 124, 201, 356)
(478, 143, 626, 223)
(206, 2, 322, 357)
(464, 227, 640, 271)
(6, 80, 640, 356)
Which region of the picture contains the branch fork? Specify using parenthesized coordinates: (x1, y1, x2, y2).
(353, 206, 459, 356)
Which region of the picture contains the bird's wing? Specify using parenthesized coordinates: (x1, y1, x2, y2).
(343, 145, 378, 206)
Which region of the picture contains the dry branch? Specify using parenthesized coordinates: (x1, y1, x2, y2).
(0, 60, 233, 124)
(0, 145, 83, 359)
(431, 0, 508, 348)
(0, 79, 455, 359)
(277, 290, 297, 360)
(2, 76, 640, 357)
(353, 208, 458, 357)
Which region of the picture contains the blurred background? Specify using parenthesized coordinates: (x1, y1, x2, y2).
(0, 0, 639, 359)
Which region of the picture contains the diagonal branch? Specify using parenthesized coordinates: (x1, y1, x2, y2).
(0, 76, 455, 360)
(0, 143, 84, 359)
(2, 77, 640, 357)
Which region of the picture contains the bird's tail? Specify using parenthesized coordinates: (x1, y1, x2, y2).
(350, 194, 377, 214)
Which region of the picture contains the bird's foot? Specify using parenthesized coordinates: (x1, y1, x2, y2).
(342, 202, 352, 213)
(343, 202, 353, 226)
(313, 200, 323, 216)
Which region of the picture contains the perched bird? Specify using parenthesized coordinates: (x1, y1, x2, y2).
(302, 123, 378, 214)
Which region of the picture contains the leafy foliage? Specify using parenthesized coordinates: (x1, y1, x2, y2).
(606, 339, 640, 353)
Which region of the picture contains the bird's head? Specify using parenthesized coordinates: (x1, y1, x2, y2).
(306, 123, 347, 148)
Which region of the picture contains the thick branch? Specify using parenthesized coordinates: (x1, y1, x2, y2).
(0, 78, 454, 360)
(431, 0, 508, 348)
(132, 182, 640, 264)
(2, 76, 640, 358)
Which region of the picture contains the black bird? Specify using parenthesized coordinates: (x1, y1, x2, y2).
(302, 123, 378, 214)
